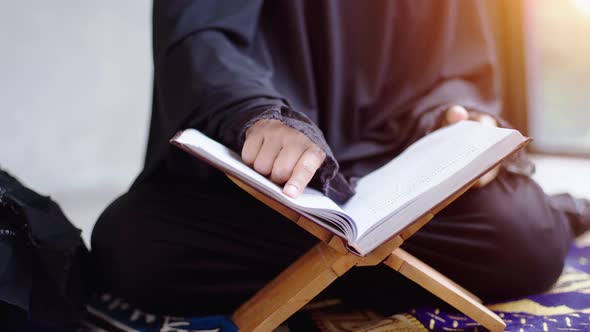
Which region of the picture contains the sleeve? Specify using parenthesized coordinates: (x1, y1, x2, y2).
(404, 0, 534, 176)
(152, 0, 354, 202)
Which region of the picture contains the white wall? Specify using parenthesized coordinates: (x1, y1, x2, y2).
(0, 1, 152, 244)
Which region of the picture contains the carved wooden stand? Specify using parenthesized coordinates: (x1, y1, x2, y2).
(228, 176, 506, 332)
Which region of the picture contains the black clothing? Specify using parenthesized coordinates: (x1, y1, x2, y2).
(91, 171, 573, 315)
(550, 193, 590, 237)
(140, 0, 532, 204)
(0, 169, 90, 329)
(91, 0, 579, 316)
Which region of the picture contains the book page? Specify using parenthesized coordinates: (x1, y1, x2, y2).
(172, 129, 349, 220)
(342, 121, 517, 237)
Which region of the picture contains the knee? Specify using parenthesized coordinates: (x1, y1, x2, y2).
(476, 196, 568, 300)
(410, 174, 570, 301)
(91, 195, 162, 296)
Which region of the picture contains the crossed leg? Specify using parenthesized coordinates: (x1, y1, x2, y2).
(91, 171, 573, 315)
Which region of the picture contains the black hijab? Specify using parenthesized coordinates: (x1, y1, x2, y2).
(137, 0, 529, 203)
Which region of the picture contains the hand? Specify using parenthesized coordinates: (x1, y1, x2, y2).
(241, 119, 326, 198)
(443, 105, 500, 188)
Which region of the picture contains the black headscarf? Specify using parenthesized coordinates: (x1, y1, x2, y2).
(137, 0, 531, 203)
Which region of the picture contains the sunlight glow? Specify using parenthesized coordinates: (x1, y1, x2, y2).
(572, 0, 590, 15)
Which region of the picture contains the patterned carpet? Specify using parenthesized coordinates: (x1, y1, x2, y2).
(82, 237, 590, 332)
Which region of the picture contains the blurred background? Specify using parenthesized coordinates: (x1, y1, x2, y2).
(1, 0, 589, 245)
(0, 1, 151, 244)
(529, 0, 590, 153)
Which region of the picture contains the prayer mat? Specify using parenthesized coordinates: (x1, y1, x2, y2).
(81, 237, 590, 331)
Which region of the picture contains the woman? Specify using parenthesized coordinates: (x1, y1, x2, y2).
(91, 0, 588, 315)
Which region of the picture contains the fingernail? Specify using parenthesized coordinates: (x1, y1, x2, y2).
(284, 183, 299, 197)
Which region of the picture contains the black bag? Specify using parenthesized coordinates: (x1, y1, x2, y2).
(0, 168, 90, 330)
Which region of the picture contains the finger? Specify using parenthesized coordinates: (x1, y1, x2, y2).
(241, 133, 264, 166)
(283, 146, 326, 198)
(252, 139, 282, 176)
(473, 166, 500, 188)
(469, 112, 498, 127)
(444, 105, 469, 126)
(270, 144, 306, 184)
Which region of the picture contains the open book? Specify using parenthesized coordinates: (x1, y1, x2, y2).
(171, 121, 530, 256)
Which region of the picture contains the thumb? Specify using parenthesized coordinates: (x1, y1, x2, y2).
(445, 105, 469, 125)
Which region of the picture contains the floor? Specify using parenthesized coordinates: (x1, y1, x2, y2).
(529, 155, 590, 198)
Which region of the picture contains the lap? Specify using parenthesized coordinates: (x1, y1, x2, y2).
(91, 171, 571, 314)
(335, 171, 571, 311)
(404, 171, 571, 300)
(91, 175, 317, 314)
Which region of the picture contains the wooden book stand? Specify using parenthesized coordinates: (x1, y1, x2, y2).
(227, 176, 506, 332)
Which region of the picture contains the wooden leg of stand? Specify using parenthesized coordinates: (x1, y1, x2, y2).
(233, 241, 359, 332)
(384, 249, 506, 332)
